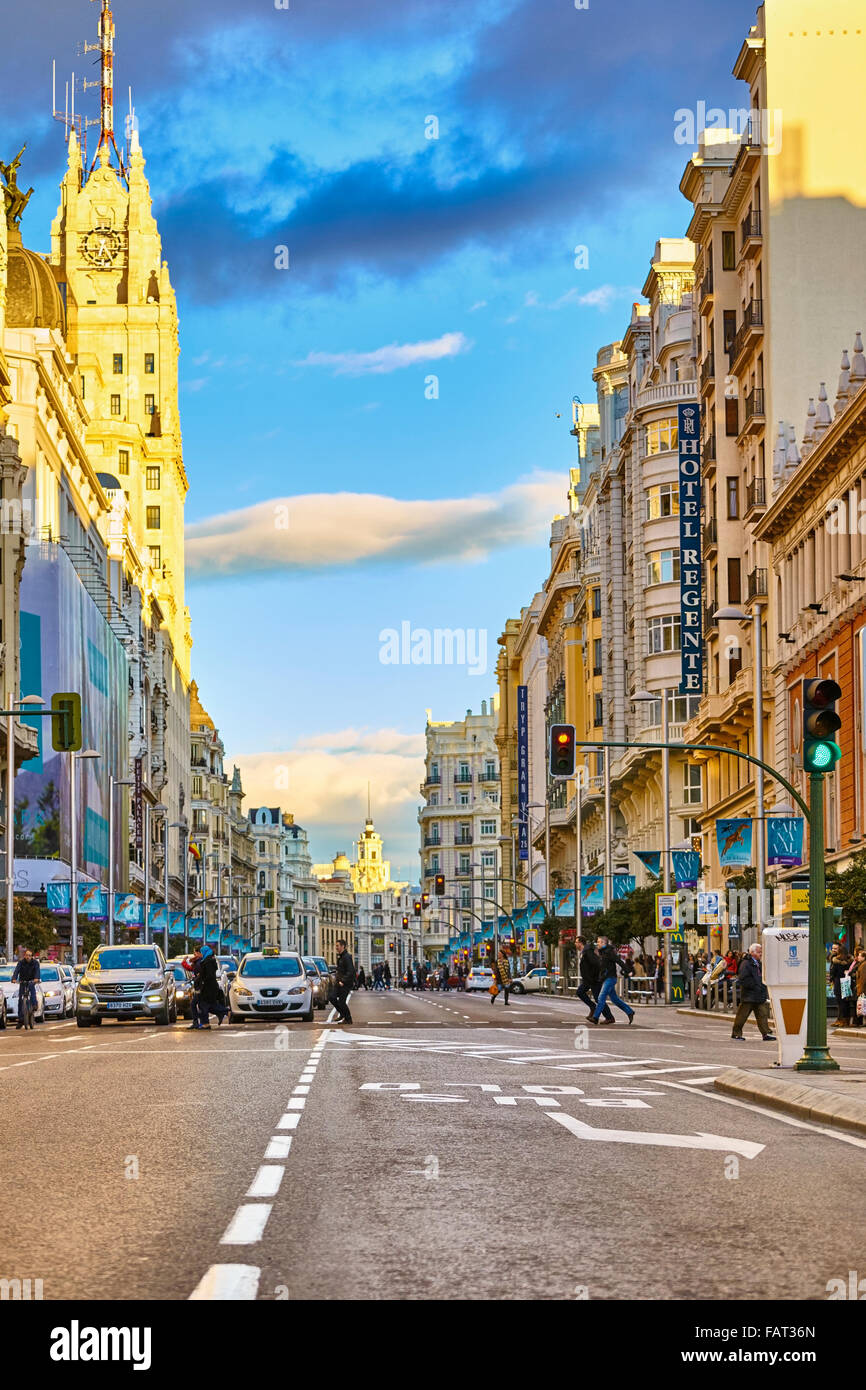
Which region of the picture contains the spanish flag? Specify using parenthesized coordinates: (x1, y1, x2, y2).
(189, 841, 202, 862)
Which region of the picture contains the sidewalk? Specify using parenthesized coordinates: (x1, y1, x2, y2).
(715, 1051, 866, 1138)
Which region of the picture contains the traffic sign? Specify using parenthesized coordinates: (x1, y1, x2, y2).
(525, 928, 538, 951)
(655, 892, 678, 933)
(697, 891, 720, 926)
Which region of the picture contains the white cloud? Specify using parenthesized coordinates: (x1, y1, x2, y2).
(186, 471, 566, 578)
(522, 284, 637, 312)
(468, 300, 487, 312)
(293, 330, 472, 376)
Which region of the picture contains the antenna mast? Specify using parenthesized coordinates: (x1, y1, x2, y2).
(84, 0, 125, 178)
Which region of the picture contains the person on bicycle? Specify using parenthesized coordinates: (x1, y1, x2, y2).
(12, 949, 41, 1029)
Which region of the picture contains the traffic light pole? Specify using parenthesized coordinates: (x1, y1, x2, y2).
(795, 771, 839, 1071)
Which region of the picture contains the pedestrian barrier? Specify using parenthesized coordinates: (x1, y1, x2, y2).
(625, 977, 663, 1006)
(688, 975, 739, 1013)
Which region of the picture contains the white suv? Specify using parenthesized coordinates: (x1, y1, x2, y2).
(228, 949, 314, 1022)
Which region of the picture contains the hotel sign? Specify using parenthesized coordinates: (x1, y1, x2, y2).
(677, 403, 702, 694)
(517, 685, 529, 861)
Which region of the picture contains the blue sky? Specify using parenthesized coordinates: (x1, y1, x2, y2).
(5, 0, 758, 877)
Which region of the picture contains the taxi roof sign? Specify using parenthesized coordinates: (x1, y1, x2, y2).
(261, 945, 280, 956)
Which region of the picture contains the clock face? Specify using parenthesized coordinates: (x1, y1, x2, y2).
(82, 226, 123, 269)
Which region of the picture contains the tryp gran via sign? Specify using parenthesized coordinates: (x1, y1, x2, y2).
(677, 403, 702, 694)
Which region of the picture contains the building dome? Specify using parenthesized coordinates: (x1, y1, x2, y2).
(6, 225, 65, 332)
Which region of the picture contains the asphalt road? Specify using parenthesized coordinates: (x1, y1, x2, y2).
(2, 986, 864, 1301)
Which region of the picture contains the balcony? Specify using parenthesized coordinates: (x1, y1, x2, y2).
(745, 478, 766, 516)
(740, 209, 762, 258)
(635, 379, 698, 412)
(729, 299, 764, 369)
(741, 387, 766, 435)
(455, 866, 473, 878)
(424, 773, 441, 786)
(703, 432, 717, 465)
(423, 835, 441, 848)
(479, 769, 498, 782)
(704, 603, 719, 632)
(454, 773, 473, 785)
(747, 566, 768, 601)
(703, 517, 718, 552)
(699, 267, 714, 310)
(455, 834, 473, 846)
(699, 353, 715, 392)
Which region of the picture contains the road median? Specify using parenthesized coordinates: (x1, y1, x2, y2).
(715, 1066, 866, 1136)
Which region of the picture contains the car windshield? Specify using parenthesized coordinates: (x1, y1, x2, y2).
(314, 959, 330, 973)
(0, 968, 15, 981)
(89, 949, 161, 972)
(239, 956, 302, 978)
(302, 959, 319, 972)
(38, 966, 60, 980)
(218, 958, 237, 967)
(168, 965, 189, 980)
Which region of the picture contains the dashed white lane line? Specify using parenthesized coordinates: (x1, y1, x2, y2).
(293, 1084, 310, 1095)
(189, 1265, 261, 1301)
(264, 1136, 292, 1159)
(286, 1096, 305, 1110)
(277, 1112, 301, 1130)
(246, 1165, 285, 1199)
(219, 1205, 272, 1245)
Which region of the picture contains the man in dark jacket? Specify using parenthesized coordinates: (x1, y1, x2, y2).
(576, 938, 613, 1022)
(590, 937, 635, 1026)
(732, 943, 775, 1041)
(12, 949, 40, 1029)
(331, 939, 354, 1024)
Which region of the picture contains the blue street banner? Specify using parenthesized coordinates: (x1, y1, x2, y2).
(581, 875, 604, 913)
(716, 818, 753, 869)
(148, 902, 168, 932)
(188, 920, 203, 941)
(767, 817, 804, 867)
(527, 900, 545, 922)
(671, 852, 700, 889)
(46, 882, 70, 914)
(553, 888, 576, 917)
(114, 893, 142, 925)
(613, 874, 636, 900)
(677, 402, 703, 695)
(169, 912, 185, 936)
(517, 685, 529, 861)
(206, 925, 220, 943)
(78, 882, 107, 918)
(633, 850, 662, 877)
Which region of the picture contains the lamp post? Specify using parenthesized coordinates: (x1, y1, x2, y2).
(108, 777, 134, 944)
(70, 749, 101, 963)
(4, 694, 45, 961)
(716, 604, 765, 935)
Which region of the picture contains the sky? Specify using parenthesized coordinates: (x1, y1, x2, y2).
(4, 0, 759, 879)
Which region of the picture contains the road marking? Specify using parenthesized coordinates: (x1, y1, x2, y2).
(264, 1135, 293, 1159)
(549, 1110, 765, 1158)
(293, 1084, 310, 1095)
(655, 1078, 866, 1150)
(189, 1264, 261, 1301)
(277, 1112, 301, 1130)
(403, 1094, 468, 1103)
(286, 1096, 305, 1110)
(246, 1165, 285, 1198)
(219, 1204, 272, 1245)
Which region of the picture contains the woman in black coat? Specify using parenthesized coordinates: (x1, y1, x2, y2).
(196, 947, 227, 1028)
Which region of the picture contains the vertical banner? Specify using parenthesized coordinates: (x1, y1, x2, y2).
(612, 874, 636, 900)
(766, 818, 804, 867)
(114, 893, 142, 926)
(671, 852, 699, 889)
(677, 402, 702, 694)
(581, 875, 604, 913)
(47, 882, 71, 914)
(134, 756, 143, 853)
(633, 850, 662, 877)
(716, 818, 753, 868)
(517, 684, 529, 861)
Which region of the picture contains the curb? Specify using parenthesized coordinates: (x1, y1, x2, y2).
(714, 1066, 866, 1136)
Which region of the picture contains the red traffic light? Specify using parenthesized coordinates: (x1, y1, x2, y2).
(557, 732, 570, 744)
(549, 723, 576, 778)
(804, 678, 841, 708)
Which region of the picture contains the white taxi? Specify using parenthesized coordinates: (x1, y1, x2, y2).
(466, 966, 496, 993)
(228, 948, 314, 1023)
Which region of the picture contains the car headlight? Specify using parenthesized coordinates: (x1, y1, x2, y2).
(287, 986, 306, 995)
(78, 993, 95, 1004)
(44, 990, 59, 997)
(144, 980, 164, 992)
(176, 987, 188, 996)
(235, 985, 253, 997)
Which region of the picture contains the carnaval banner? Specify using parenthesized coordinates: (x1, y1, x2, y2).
(633, 850, 662, 877)
(188, 920, 204, 941)
(767, 817, 804, 867)
(553, 888, 576, 917)
(148, 902, 168, 933)
(46, 882, 70, 914)
(613, 874, 636, 900)
(581, 875, 604, 913)
(77, 882, 107, 918)
(716, 818, 752, 869)
(671, 852, 700, 889)
(169, 912, 185, 936)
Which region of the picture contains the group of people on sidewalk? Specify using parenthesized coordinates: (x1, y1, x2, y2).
(828, 944, 866, 1027)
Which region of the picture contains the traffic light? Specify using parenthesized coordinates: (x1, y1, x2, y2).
(402, 915, 409, 929)
(802, 678, 842, 771)
(414, 900, 421, 917)
(434, 873, 445, 896)
(389, 941, 395, 952)
(50, 691, 82, 752)
(549, 723, 576, 778)
(422, 892, 430, 907)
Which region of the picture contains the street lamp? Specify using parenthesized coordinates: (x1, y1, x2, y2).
(715, 603, 765, 934)
(4, 694, 45, 961)
(70, 749, 100, 963)
(108, 776, 134, 944)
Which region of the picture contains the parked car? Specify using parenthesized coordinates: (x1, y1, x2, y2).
(509, 967, 551, 995)
(466, 967, 496, 993)
(37, 963, 75, 1017)
(228, 948, 314, 1022)
(0, 966, 45, 1024)
(302, 957, 330, 1010)
(165, 962, 196, 1019)
(76, 945, 176, 1027)
(313, 955, 334, 986)
(216, 955, 239, 989)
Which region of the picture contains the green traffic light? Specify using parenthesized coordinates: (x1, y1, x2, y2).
(804, 739, 841, 771)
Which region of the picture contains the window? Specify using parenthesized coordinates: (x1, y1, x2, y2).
(481, 851, 495, 870)
(110, 394, 121, 416)
(113, 353, 123, 375)
(726, 478, 739, 519)
(646, 548, 680, 586)
(146, 466, 160, 491)
(647, 615, 681, 653)
(727, 557, 741, 604)
(259, 840, 266, 854)
(725, 398, 739, 437)
(144, 394, 156, 416)
(484, 760, 496, 780)
(118, 449, 129, 476)
(146, 506, 161, 530)
(645, 417, 678, 455)
(594, 694, 604, 727)
(149, 545, 161, 569)
(144, 353, 155, 374)
(458, 761, 470, 782)
(431, 855, 439, 872)
(458, 791, 469, 806)
(723, 310, 737, 354)
(80, 375, 85, 398)
(593, 637, 602, 675)
(592, 587, 601, 618)
(684, 764, 702, 805)
(429, 792, 438, 805)
(721, 231, 736, 271)
(192, 776, 203, 797)
(644, 689, 701, 725)
(645, 483, 679, 521)
(482, 882, 496, 900)
(480, 820, 496, 836)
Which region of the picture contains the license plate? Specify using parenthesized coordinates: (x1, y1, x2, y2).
(106, 1001, 138, 1010)
(256, 1000, 283, 1008)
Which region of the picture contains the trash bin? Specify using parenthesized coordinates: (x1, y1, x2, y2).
(762, 927, 809, 1068)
